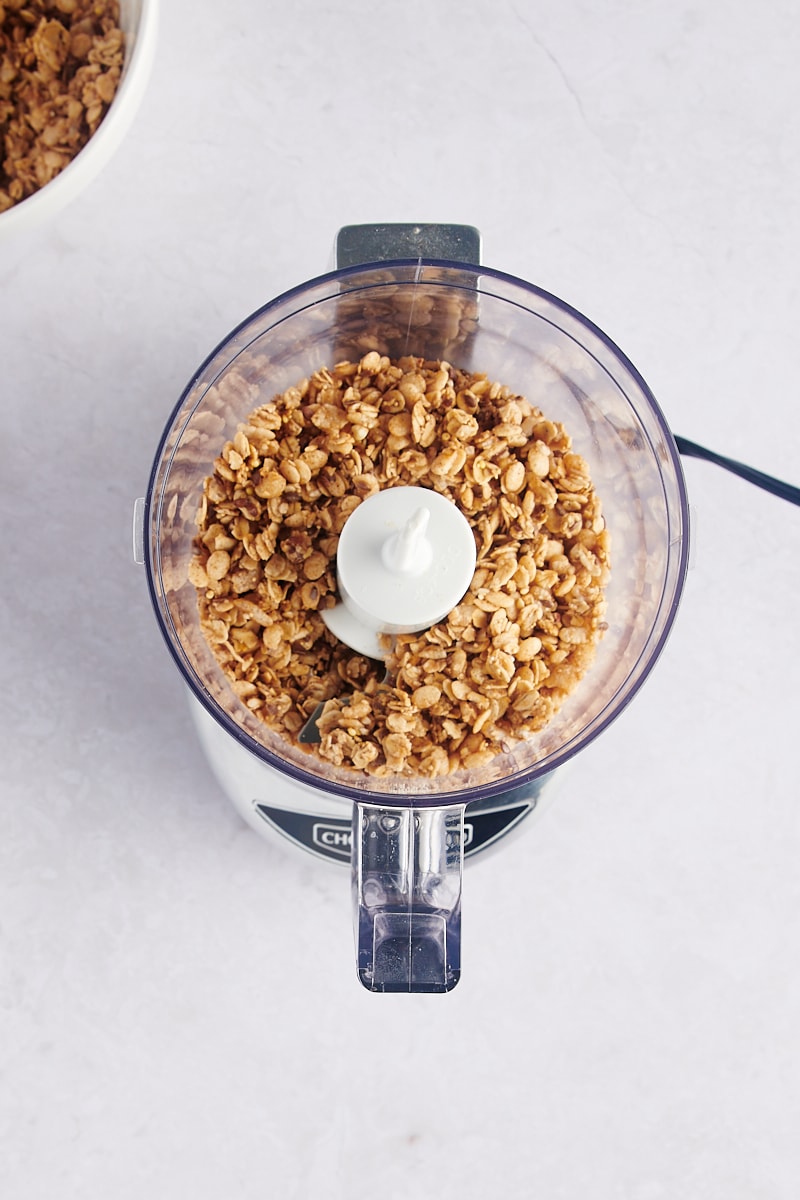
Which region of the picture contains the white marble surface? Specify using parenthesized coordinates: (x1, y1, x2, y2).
(3, 1, 800, 1196)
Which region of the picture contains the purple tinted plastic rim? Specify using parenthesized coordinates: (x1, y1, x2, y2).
(144, 258, 690, 806)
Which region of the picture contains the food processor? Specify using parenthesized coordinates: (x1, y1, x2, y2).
(136, 223, 689, 993)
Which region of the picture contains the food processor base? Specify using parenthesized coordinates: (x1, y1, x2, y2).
(188, 695, 552, 866)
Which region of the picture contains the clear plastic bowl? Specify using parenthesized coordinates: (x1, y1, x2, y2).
(144, 259, 690, 808)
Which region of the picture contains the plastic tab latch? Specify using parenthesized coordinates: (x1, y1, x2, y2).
(132, 497, 145, 565)
(335, 223, 482, 269)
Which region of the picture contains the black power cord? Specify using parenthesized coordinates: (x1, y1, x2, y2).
(674, 436, 800, 507)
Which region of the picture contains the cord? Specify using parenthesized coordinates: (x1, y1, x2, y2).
(674, 436, 800, 507)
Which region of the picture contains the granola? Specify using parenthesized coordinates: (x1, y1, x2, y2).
(190, 355, 611, 778)
(0, 0, 124, 212)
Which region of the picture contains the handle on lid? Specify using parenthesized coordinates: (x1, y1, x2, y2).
(353, 803, 464, 993)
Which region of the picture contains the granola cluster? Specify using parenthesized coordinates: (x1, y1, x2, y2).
(190, 354, 610, 778)
(0, 0, 124, 213)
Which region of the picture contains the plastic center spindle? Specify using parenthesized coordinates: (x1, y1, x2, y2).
(320, 486, 477, 659)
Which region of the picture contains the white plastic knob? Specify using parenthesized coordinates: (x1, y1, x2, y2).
(321, 486, 477, 659)
(381, 506, 432, 575)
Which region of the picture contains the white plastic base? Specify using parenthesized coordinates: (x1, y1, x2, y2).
(187, 692, 562, 869)
(188, 694, 349, 832)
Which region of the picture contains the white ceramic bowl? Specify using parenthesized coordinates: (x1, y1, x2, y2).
(0, 0, 158, 241)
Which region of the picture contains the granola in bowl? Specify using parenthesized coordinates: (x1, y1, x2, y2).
(1, 0, 125, 213)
